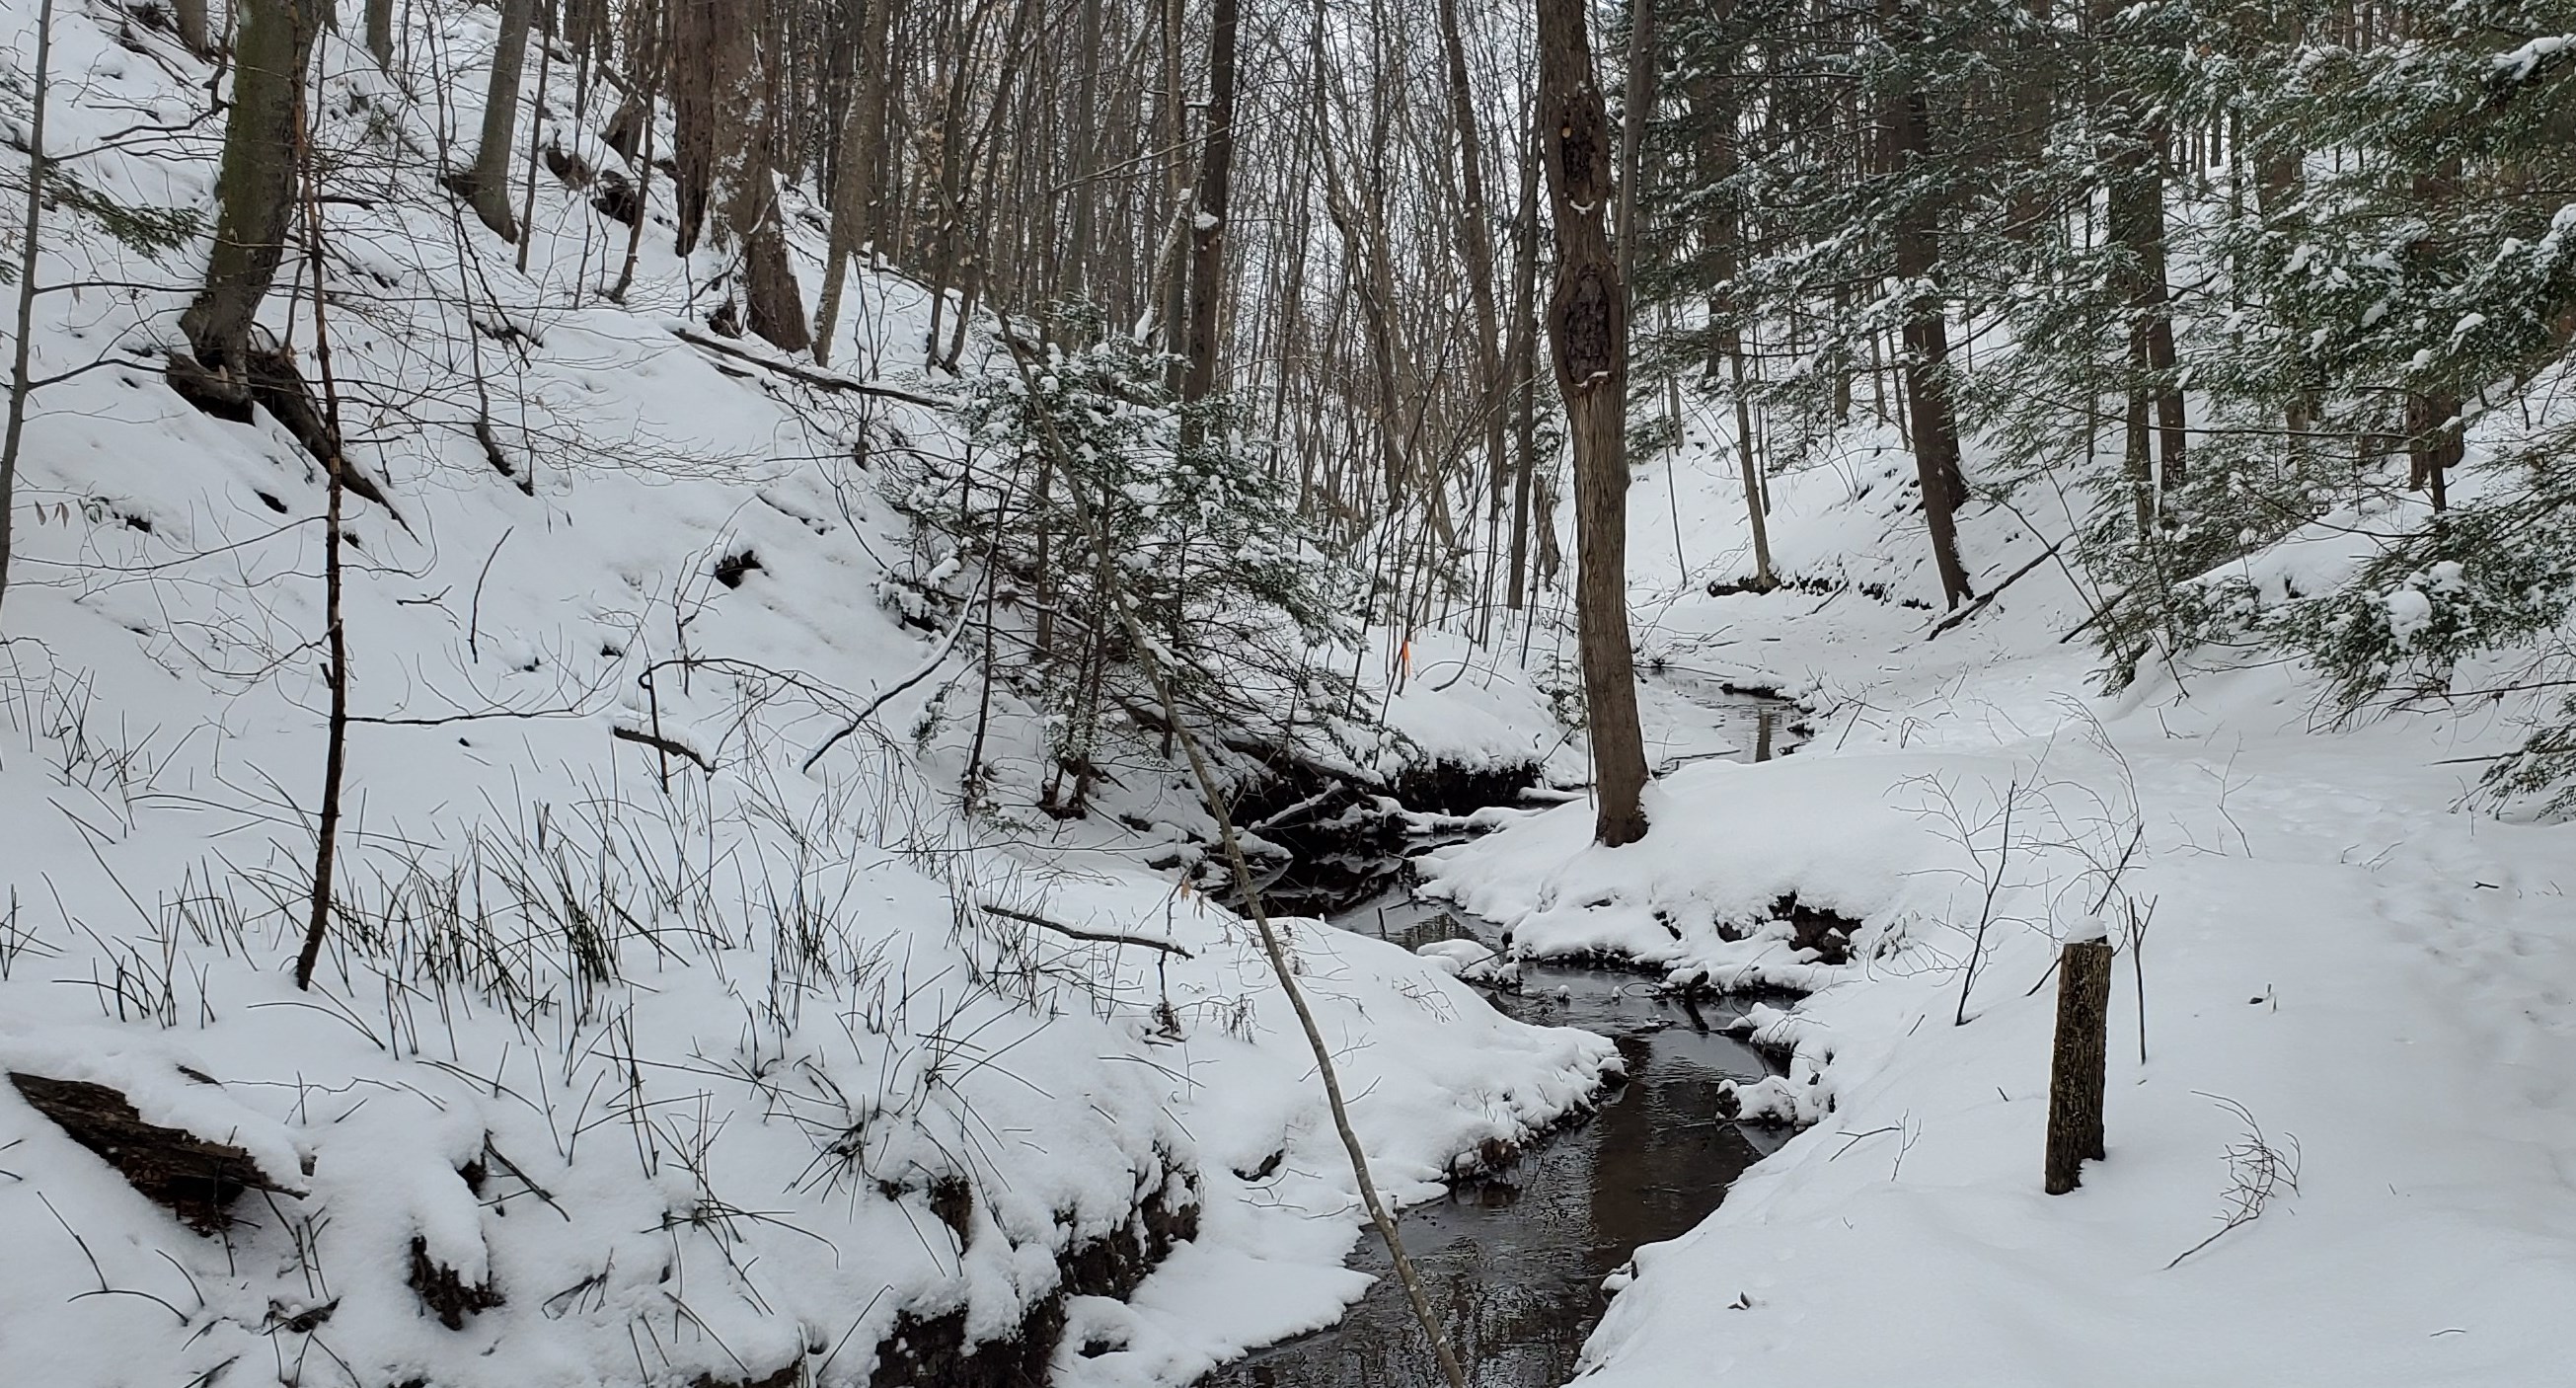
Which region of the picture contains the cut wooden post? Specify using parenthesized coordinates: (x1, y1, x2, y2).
(2044, 936, 2115, 1195)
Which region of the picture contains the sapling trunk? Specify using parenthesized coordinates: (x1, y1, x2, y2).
(0, 0, 55, 628)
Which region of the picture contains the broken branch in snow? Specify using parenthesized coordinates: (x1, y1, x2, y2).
(612, 723, 715, 774)
(667, 326, 946, 408)
(799, 604, 975, 772)
(1928, 541, 2064, 641)
(2166, 1094, 2300, 1269)
(975, 900, 1195, 958)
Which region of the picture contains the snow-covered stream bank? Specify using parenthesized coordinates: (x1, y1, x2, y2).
(1192, 690, 1800, 1387)
(1196, 887, 1783, 1388)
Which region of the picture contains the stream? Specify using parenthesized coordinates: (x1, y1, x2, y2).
(1196, 686, 1800, 1388)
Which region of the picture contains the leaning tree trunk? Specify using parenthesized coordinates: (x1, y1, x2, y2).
(1177, 0, 1239, 451)
(178, 0, 322, 385)
(463, 0, 538, 242)
(1536, 0, 1650, 847)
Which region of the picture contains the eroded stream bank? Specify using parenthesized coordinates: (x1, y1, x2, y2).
(1195, 687, 1801, 1387)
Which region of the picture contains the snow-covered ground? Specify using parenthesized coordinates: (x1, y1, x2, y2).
(0, 7, 1611, 1386)
(9, 2, 2576, 1385)
(1413, 406, 2576, 1382)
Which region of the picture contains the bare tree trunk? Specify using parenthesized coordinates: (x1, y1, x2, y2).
(1156, 0, 1189, 385)
(1505, 99, 1541, 612)
(729, 0, 810, 354)
(178, 0, 322, 382)
(1537, 0, 1649, 847)
(513, 10, 556, 273)
(672, 0, 808, 348)
(1883, 0, 1974, 610)
(177, 0, 214, 58)
(464, 0, 537, 241)
(609, 41, 658, 302)
(812, 0, 889, 364)
(1434, 0, 1506, 572)
(1692, 13, 1774, 589)
(1177, 0, 1239, 448)
(1062, 0, 1103, 310)
(668, 0, 720, 254)
(0, 0, 54, 627)
(289, 47, 350, 994)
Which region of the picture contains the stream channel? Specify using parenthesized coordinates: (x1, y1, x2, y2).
(1197, 688, 1801, 1387)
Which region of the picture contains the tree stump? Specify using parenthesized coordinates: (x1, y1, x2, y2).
(2043, 937, 2114, 1195)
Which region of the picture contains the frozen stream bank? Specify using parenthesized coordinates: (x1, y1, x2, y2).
(1194, 689, 1800, 1387)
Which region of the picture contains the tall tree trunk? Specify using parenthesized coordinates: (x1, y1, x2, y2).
(1157, 0, 1189, 387)
(513, 12, 555, 273)
(673, 0, 807, 348)
(363, 0, 393, 69)
(1435, 0, 1506, 564)
(668, 0, 721, 254)
(1062, 0, 1103, 311)
(0, 0, 53, 627)
(178, 0, 322, 380)
(1883, 0, 1974, 610)
(1537, 0, 1649, 847)
(177, 0, 214, 58)
(1693, 9, 1773, 588)
(1177, 0, 1239, 449)
(728, 0, 810, 353)
(2101, 8, 2185, 515)
(1505, 97, 1541, 612)
(464, 0, 537, 242)
(812, 0, 890, 364)
(289, 28, 350, 994)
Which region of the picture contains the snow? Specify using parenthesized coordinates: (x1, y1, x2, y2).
(1404, 381, 2576, 1384)
(9, 1, 2576, 1385)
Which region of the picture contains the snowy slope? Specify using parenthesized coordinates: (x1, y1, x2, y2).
(0, 7, 1614, 1386)
(1415, 374, 2576, 1381)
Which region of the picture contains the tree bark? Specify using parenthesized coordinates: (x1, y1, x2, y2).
(672, 0, 807, 350)
(1691, 10, 1775, 589)
(464, 0, 538, 242)
(668, 0, 720, 254)
(0, 0, 53, 627)
(1882, 0, 1974, 610)
(176, 0, 213, 58)
(1537, 0, 1650, 847)
(1177, 0, 1239, 448)
(179, 0, 323, 378)
(2044, 937, 2114, 1194)
(1436, 0, 1507, 563)
(812, 0, 890, 364)
(1506, 97, 1542, 612)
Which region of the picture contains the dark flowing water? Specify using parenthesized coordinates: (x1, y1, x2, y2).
(1197, 689, 1798, 1388)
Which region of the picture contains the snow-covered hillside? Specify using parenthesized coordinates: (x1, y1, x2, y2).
(1416, 381, 2576, 1382)
(0, 6, 1614, 1386)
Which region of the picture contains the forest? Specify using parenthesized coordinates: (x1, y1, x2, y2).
(2, 0, 2573, 1384)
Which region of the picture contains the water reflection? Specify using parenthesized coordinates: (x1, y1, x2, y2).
(1199, 890, 1780, 1388)
(1198, 689, 1799, 1388)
